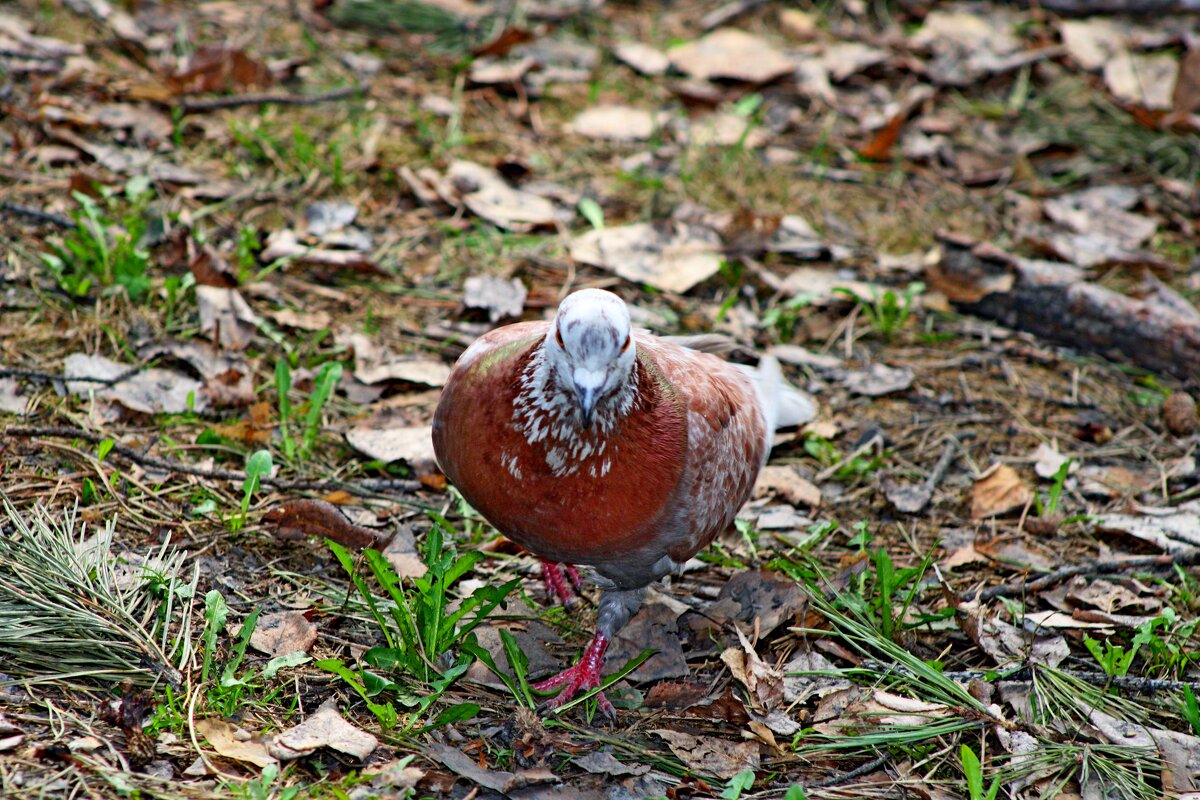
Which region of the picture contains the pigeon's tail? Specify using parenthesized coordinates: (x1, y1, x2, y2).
(740, 356, 817, 443)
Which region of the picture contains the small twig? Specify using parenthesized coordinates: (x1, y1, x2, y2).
(0, 201, 73, 229)
(700, 0, 769, 30)
(929, 664, 1200, 695)
(178, 84, 367, 113)
(4, 426, 421, 496)
(816, 431, 885, 482)
(0, 367, 142, 386)
(809, 754, 890, 788)
(961, 549, 1200, 602)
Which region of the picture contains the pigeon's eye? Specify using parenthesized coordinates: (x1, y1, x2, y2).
(555, 327, 565, 349)
(621, 335, 632, 352)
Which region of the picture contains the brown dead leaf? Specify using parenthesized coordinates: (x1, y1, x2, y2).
(813, 688, 953, 735)
(651, 729, 760, 780)
(270, 699, 377, 761)
(376, 527, 427, 578)
(196, 718, 277, 768)
(753, 465, 821, 508)
(1094, 502, 1200, 553)
(608, 602, 689, 683)
(167, 45, 272, 95)
(249, 611, 317, 658)
(264, 499, 384, 548)
(858, 111, 907, 161)
(971, 464, 1032, 519)
(721, 627, 785, 714)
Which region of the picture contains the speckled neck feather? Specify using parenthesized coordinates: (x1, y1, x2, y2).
(511, 342, 638, 478)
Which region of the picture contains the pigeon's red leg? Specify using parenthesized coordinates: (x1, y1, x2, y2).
(532, 632, 614, 718)
(540, 560, 579, 607)
(564, 563, 585, 593)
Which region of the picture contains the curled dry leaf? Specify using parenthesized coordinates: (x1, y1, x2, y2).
(196, 286, 260, 351)
(650, 728, 760, 780)
(446, 160, 569, 231)
(249, 610, 317, 658)
(813, 688, 952, 736)
(270, 699, 377, 761)
(1163, 392, 1198, 436)
(0, 713, 23, 751)
(263, 499, 383, 549)
(844, 363, 914, 397)
(570, 222, 723, 294)
(668, 28, 794, 84)
(1094, 502, 1200, 553)
(721, 627, 785, 714)
(971, 463, 1032, 519)
(196, 718, 277, 768)
(260, 230, 377, 273)
(753, 464, 821, 508)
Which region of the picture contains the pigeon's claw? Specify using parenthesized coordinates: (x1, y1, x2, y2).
(540, 560, 583, 607)
(532, 633, 614, 718)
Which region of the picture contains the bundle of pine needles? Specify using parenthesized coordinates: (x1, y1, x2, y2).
(0, 499, 198, 688)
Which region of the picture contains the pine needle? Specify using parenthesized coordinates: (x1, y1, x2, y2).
(0, 498, 198, 688)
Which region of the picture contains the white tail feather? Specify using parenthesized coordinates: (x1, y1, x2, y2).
(738, 356, 816, 445)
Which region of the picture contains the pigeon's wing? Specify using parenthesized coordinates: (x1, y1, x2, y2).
(639, 336, 769, 562)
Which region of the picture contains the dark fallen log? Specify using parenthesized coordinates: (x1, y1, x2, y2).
(993, 0, 1200, 13)
(928, 232, 1200, 384)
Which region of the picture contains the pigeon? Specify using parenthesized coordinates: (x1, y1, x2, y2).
(433, 288, 815, 715)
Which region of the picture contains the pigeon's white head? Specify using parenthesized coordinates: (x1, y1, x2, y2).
(545, 288, 636, 428)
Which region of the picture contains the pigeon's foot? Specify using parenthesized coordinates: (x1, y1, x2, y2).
(532, 633, 614, 718)
(540, 560, 585, 607)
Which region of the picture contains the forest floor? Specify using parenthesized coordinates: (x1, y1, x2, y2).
(3, 0, 1200, 798)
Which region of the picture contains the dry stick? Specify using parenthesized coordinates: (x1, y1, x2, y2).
(931, 665, 1200, 695)
(4, 426, 421, 496)
(0, 201, 73, 229)
(178, 84, 366, 114)
(0, 366, 142, 385)
(810, 754, 890, 788)
(962, 549, 1200, 602)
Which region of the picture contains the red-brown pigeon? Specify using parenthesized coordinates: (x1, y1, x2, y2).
(433, 288, 815, 715)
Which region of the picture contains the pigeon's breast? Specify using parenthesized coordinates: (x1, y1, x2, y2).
(434, 340, 688, 565)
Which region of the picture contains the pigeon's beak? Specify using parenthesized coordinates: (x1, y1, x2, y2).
(572, 368, 603, 428)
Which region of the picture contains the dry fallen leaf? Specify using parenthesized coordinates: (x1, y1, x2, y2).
(566, 104, 661, 141)
(270, 699, 377, 761)
(345, 422, 437, 474)
(651, 728, 760, 780)
(668, 28, 794, 84)
(971, 463, 1033, 519)
(613, 41, 670, 75)
(570, 222, 723, 294)
(463, 274, 527, 322)
(753, 465, 821, 508)
(1104, 51, 1177, 110)
(844, 363, 914, 397)
(64, 353, 208, 415)
(263, 499, 383, 549)
(196, 718, 277, 768)
(196, 286, 260, 351)
(447, 160, 569, 231)
(249, 611, 318, 658)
